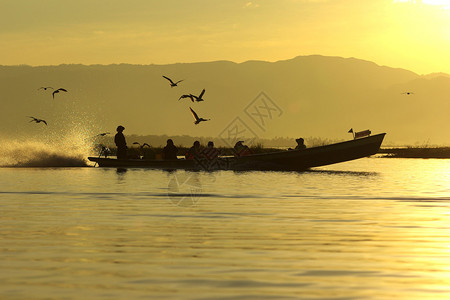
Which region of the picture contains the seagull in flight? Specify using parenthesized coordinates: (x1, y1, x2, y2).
(133, 142, 151, 149)
(189, 107, 210, 125)
(96, 132, 110, 137)
(179, 94, 195, 102)
(191, 89, 206, 102)
(52, 88, 68, 99)
(38, 86, 54, 91)
(162, 76, 183, 87)
(28, 116, 47, 125)
(401, 91, 414, 95)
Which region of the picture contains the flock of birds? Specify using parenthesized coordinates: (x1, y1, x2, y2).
(38, 86, 68, 99)
(28, 75, 210, 131)
(28, 87, 68, 126)
(28, 76, 414, 129)
(162, 75, 210, 124)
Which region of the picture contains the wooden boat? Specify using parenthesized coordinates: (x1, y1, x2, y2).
(88, 133, 386, 171)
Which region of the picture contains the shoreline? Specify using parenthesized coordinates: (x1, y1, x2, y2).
(377, 147, 450, 159)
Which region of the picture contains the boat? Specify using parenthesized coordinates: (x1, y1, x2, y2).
(88, 133, 386, 171)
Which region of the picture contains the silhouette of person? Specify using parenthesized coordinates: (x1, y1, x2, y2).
(295, 138, 306, 150)
(163, 139, 178, 160)
(197, 141, 222, 170)
(186, 141, 201, 160)
(203, 141, 220, 160)
(234, 141, 253, 157)
(115, 125, 127, 159)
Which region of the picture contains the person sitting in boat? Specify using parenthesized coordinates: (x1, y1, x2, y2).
(162, 139, 178, 160)
(200, 141, 222, 170)
(185, 141, 201, 160)
(114, 125, 127, 159)
(295, 138, 306, 150)
(203, 141, 220, 160)
(142, 146, 155, 160)
(233, 141, 253, 157)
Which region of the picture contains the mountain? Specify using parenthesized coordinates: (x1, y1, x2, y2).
(1, 55, 449, 146)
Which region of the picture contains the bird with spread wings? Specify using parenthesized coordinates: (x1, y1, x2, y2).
(179, 94, 196, 102)
(179, 89, 206, 103)
(52, 88, 68, 99)
(191, 89, 206, 102)
(162, 75, 183, 87)
(133, 142, 151, 149)
(189, 107, 210, 125)
(28, 116, 47, 125)
(38, 86, 54, 91)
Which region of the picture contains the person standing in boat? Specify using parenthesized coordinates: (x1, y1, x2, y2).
(115, 125, 128, 159)
(163, 139, 178, 160)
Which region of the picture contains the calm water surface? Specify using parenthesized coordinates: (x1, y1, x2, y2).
(0, 158, 449, 299)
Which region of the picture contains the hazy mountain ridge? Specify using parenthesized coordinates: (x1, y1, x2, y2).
(1, 55, 449, 145)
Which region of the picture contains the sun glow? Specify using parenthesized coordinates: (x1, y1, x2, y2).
(423, 0, 450, 5)
(394, 0, 450, 8)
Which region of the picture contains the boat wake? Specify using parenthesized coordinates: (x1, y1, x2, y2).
(0, 135, 94, 167)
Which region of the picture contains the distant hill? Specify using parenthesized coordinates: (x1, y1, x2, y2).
(1, 55, 449, 146)
(423, 73, 450, 80)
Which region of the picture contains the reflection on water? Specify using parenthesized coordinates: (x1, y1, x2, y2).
(115, 167, 128, 184)
(0, 158, 449, 299)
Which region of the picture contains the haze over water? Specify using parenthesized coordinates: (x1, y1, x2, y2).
(1, 158, 449, 299)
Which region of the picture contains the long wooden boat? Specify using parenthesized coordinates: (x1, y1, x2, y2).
(88, 133, 385, 171)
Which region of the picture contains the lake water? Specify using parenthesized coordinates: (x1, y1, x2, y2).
(0, 157, 449, 299)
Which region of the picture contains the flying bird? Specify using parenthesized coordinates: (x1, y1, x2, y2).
(189, 107, 210, 125)
(191, 89, 206, 102)
(162, 75, 183, 87)
(28, 116, 47, 125)
(96, 132, 110, 137)
(133, 142, 151, 149)
(179, 94, 195, 102)
(52, 88, 68, 99)
(401, 92, 414, 95)
(38, 86, 54, 91)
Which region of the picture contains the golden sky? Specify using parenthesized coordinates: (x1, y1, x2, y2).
(1, 0, 449, 74)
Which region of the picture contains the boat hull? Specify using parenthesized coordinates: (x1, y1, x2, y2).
(88, 133, 386, 171)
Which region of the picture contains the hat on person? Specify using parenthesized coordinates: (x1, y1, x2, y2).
(117, 125, 125, 131)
